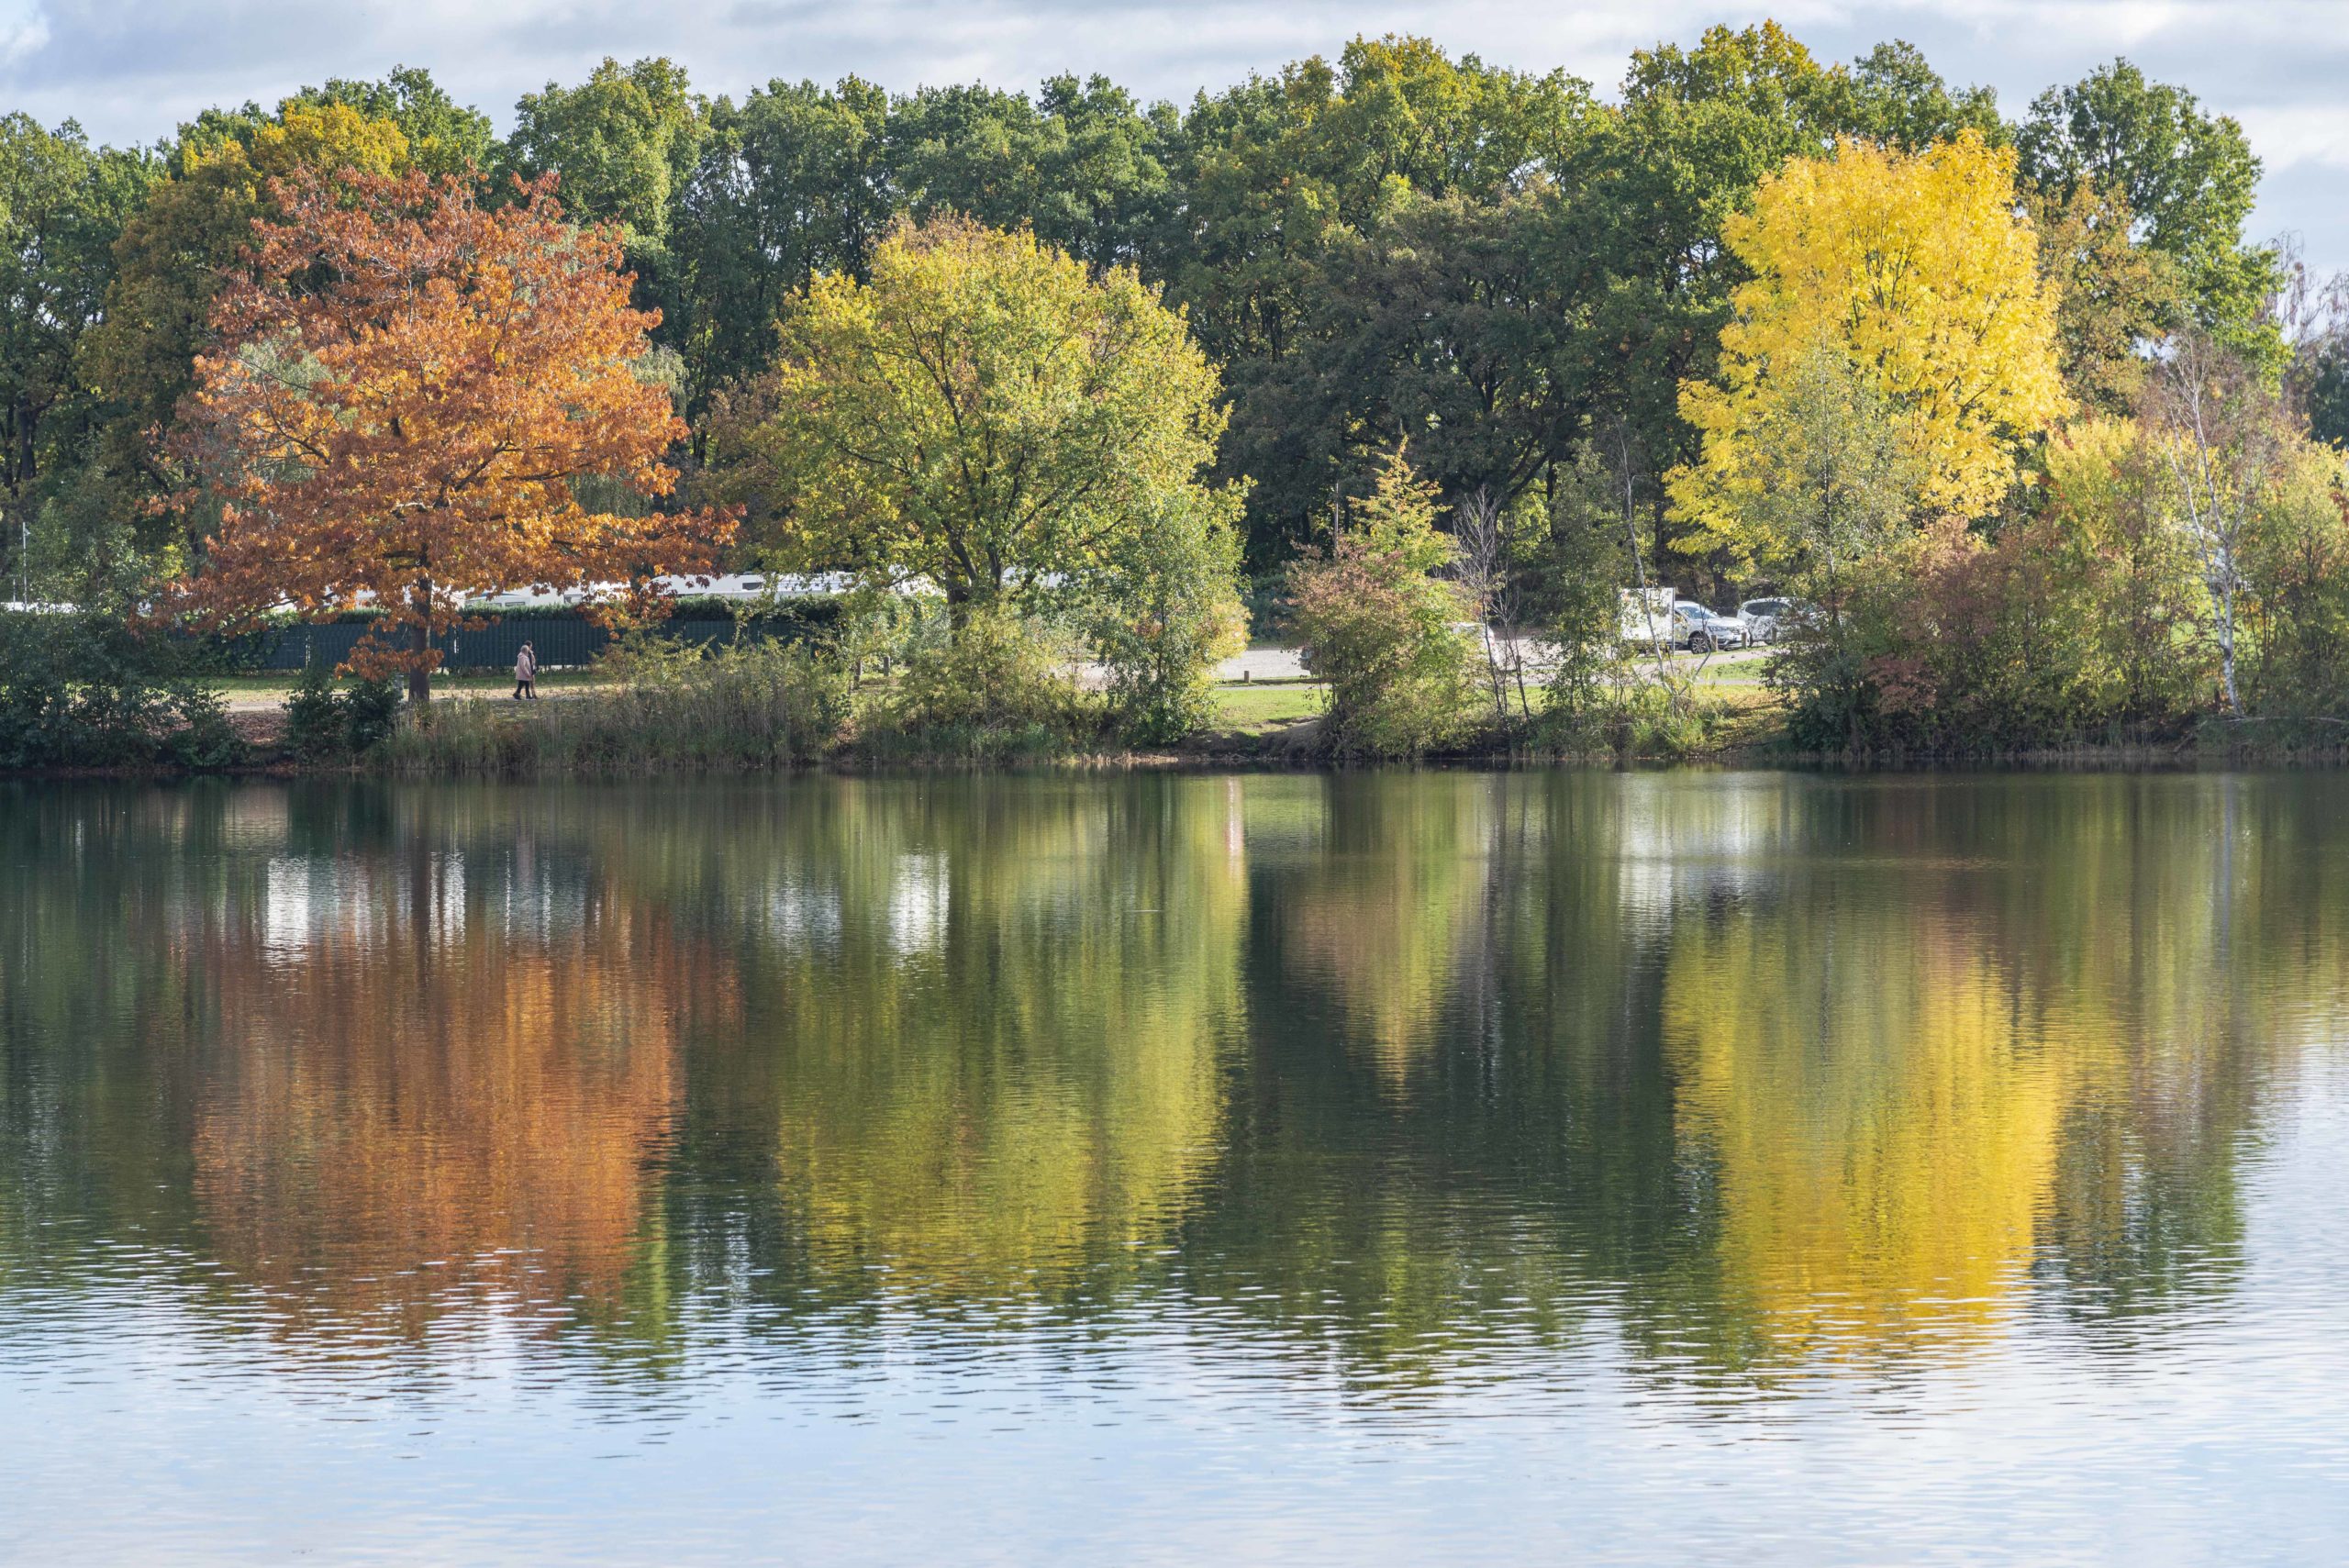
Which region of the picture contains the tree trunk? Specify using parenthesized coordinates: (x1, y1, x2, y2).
(1485, 624, 1508, 719)
(2216, 581, 2242, 717)
(407, 617, 431, 706)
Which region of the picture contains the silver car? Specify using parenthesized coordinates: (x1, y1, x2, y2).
(1738, 597, 1793, 645)
(1675, 602, 1749, 653)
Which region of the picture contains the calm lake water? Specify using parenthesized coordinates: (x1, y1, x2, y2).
(4, 771, 2348, 1563)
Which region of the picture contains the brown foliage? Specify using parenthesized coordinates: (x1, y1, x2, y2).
(188, 839, 723, 1338)
(173, 167, 732, 696)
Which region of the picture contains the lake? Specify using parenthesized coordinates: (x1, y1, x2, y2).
(3, 771, 2347, 1563)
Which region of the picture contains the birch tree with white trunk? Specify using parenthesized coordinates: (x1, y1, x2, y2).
(2143, 334, 2282, 719)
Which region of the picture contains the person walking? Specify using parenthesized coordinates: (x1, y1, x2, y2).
(513, 641, 538, 701)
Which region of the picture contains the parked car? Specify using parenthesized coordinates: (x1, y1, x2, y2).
(1738, 597, 1792, 645)
(1675, 602, 1749, 653)
(1619, 586, 1676, 649)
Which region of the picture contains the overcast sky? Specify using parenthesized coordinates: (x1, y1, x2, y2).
(0, 0, 2340, 273)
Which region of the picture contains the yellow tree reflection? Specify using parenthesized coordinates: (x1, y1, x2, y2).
(1667, 915, 2072, 1359)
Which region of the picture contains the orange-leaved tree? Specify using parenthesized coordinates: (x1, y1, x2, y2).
(175, 167, 731, 701)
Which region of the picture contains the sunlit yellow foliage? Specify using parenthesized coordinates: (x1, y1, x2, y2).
(1664, 914, 2073, 1357)
(1672, 131, 2068, 555)
(2042, 415, 2202, 595)
(247, 102, 409, 180)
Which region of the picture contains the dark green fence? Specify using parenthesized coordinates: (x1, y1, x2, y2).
(262, 617, 796, 673)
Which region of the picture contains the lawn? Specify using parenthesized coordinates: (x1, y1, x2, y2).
(1211, 681, 1324, 733)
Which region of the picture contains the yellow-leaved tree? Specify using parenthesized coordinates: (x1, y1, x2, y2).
(1670, 130, 2068, 567)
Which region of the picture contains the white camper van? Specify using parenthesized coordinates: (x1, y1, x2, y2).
(1619, 586, 1676, 651)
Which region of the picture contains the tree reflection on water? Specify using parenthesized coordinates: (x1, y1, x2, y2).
(0, 772, 2317, 1388)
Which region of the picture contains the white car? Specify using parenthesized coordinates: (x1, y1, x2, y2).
(1675, 602, 1750, 653)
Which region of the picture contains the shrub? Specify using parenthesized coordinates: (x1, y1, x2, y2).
(284, 658, 347, 760)
(1600, 682, 1738, 761)
(1767, 422, 2221, 757)
(284, 658, 409, 762)
(1534, 453, 1638, 727)
(881, 604, 1093, 757)
(2242, 443, 2349, 717)
(1085, 489, 1249, 744)
(161, 686, 244, 771)
(0, 611, 244, 771)
(1286, 450, 1475, 760)
(343, 673, 404, 752)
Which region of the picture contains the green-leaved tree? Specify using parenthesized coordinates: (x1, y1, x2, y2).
(711, 215, 1244, 737)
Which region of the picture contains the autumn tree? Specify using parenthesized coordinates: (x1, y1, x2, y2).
(177, 168, 729, 701)
(1670, 130, 2067, 559)
(1286, 448, 1475, 759)
(82, 100, 413, 497)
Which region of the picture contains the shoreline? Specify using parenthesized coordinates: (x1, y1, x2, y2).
(10, 731, 2340, 781)
(22, 663, 2343, 779)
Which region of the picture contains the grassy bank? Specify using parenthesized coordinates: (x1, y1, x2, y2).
(371, 645, 851, 775)
(344, 664, 1783, 775)
(105, 643, 2342, 776)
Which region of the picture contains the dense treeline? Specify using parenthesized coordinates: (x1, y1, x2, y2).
(0, 29, 2301, 574)
(3, 24, 2346, 756)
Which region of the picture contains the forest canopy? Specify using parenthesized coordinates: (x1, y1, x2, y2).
(0, 27, 2316, 596)
(6, 23, 2348, 757)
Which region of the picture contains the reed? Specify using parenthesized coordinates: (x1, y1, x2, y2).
(374, 642, 852, 776)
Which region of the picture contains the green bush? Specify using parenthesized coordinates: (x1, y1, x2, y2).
(1285, 450, 1475, 761)
(343, 674, 403, 752)
(284, 659, 407, 762)
(1085, 489, 1249, 744)
(284, 659, 346, 760)
(880, 605, 1094, 757)
(1532, 458, 1635, 725)
(0, 612, 243, 771)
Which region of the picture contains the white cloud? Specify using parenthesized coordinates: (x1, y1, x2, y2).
(2235, 105, 2349, 172)
(0, 0, 45, 67)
